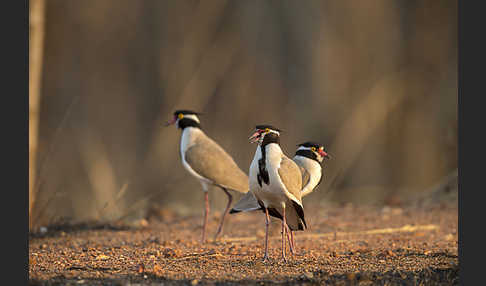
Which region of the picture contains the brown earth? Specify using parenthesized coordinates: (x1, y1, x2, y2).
(29, 200, 458, 285)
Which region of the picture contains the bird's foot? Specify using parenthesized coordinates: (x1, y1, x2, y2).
(289, 246, 295, 255)
(289, 242, 296, 255)
(213, 230, 222, 241)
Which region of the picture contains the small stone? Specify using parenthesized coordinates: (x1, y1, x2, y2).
(139, 219, 149, 227)
(153, 264, 163, 274)
(138, 264, 145, 274)
(304, 271, 314, 279)
(444, 234, 454, 241)
(358, 279, 373, 286)
(347, 272, 356, 281)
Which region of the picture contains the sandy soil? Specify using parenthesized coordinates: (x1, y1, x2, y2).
(29, 200, 458, 285)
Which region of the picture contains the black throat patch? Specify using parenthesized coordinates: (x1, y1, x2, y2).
(296, 150, 324, 188)
(256, 133, 280, 187)
(295, 149, 320, 163)
(257, 146, 269, 187)
(177, 118, 201, 130)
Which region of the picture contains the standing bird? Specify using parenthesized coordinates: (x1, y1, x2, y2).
(231, 141, 330, 253)
(166, 110, 249, 243)
(284, 141, 329, 251)
(247, 125, 306, 261)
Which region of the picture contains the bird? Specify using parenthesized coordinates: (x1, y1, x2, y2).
(293, 142, 330, 197)
(231, 142, 330, 211)
(282, 141, 329, 251)
(230, 141, 330, 253)
(246, 125, 306, 261)
(166, 110, 249, 243)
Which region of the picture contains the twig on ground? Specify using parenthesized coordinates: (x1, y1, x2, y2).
(222, 224, 439, 242)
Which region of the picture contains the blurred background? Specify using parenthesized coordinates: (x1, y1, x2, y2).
(29, 0, 457, 230)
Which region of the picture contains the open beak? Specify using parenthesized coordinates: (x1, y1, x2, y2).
(165, 117, 177, 127)
(249, 131, 262, 143)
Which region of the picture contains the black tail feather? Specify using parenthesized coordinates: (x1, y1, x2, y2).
(292, 200, 307, 229)
(257, 199, 283, 220)
(256, 199, 305, 230)
(267, 208, 283, 220)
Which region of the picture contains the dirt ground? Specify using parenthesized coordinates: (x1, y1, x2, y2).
(29, 199, 458, 286)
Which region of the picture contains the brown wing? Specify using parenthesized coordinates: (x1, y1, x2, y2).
(184, 135, 248, 193)
(299, 166, 310, 190)
(278, 156, 306, 230)
(278, 156, 303, 203)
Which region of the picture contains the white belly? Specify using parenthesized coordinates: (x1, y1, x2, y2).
(293, 155, 322, 196)
(249, 144, 288, 209)
(248, 147, 262, 200)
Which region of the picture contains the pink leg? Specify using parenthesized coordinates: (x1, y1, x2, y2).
(214, 188, 232, 240)
(281, 206, 287, 262)
(201, 192, 209, 243)
(263, 207, 270, 261)
(291, 230, 296, 253)
(285, 224, 294, 254)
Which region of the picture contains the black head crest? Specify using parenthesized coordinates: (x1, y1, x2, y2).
(297, 141, 322, 148)
(174, 110, 203, 116)
(255, 124, 282, 132)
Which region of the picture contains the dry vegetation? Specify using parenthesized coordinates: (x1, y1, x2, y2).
(29, 1, 457, 229)
(29, 0, 46, 229)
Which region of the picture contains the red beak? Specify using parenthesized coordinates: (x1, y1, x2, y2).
(249, 131, 262, 143)
(165, 116, 177, 126)
(319, 150, 330, 159)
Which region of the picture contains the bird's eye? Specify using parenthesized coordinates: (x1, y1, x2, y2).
(265, 128, 270, 133)
(178, 113, 184, 119)
(311, 147, 316, 152)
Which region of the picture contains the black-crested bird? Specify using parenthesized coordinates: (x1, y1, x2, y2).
(166, 110, 249, 243)
(293, 142, 330, 197)
(231, 141, 330, 253)
(283, 141, 329, 251)
(247, 125, 306, 261)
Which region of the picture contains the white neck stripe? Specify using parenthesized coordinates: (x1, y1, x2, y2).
(177, 114, 200, 124)
(296, 146, 312, 151)
(268, 130, 280, 136)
